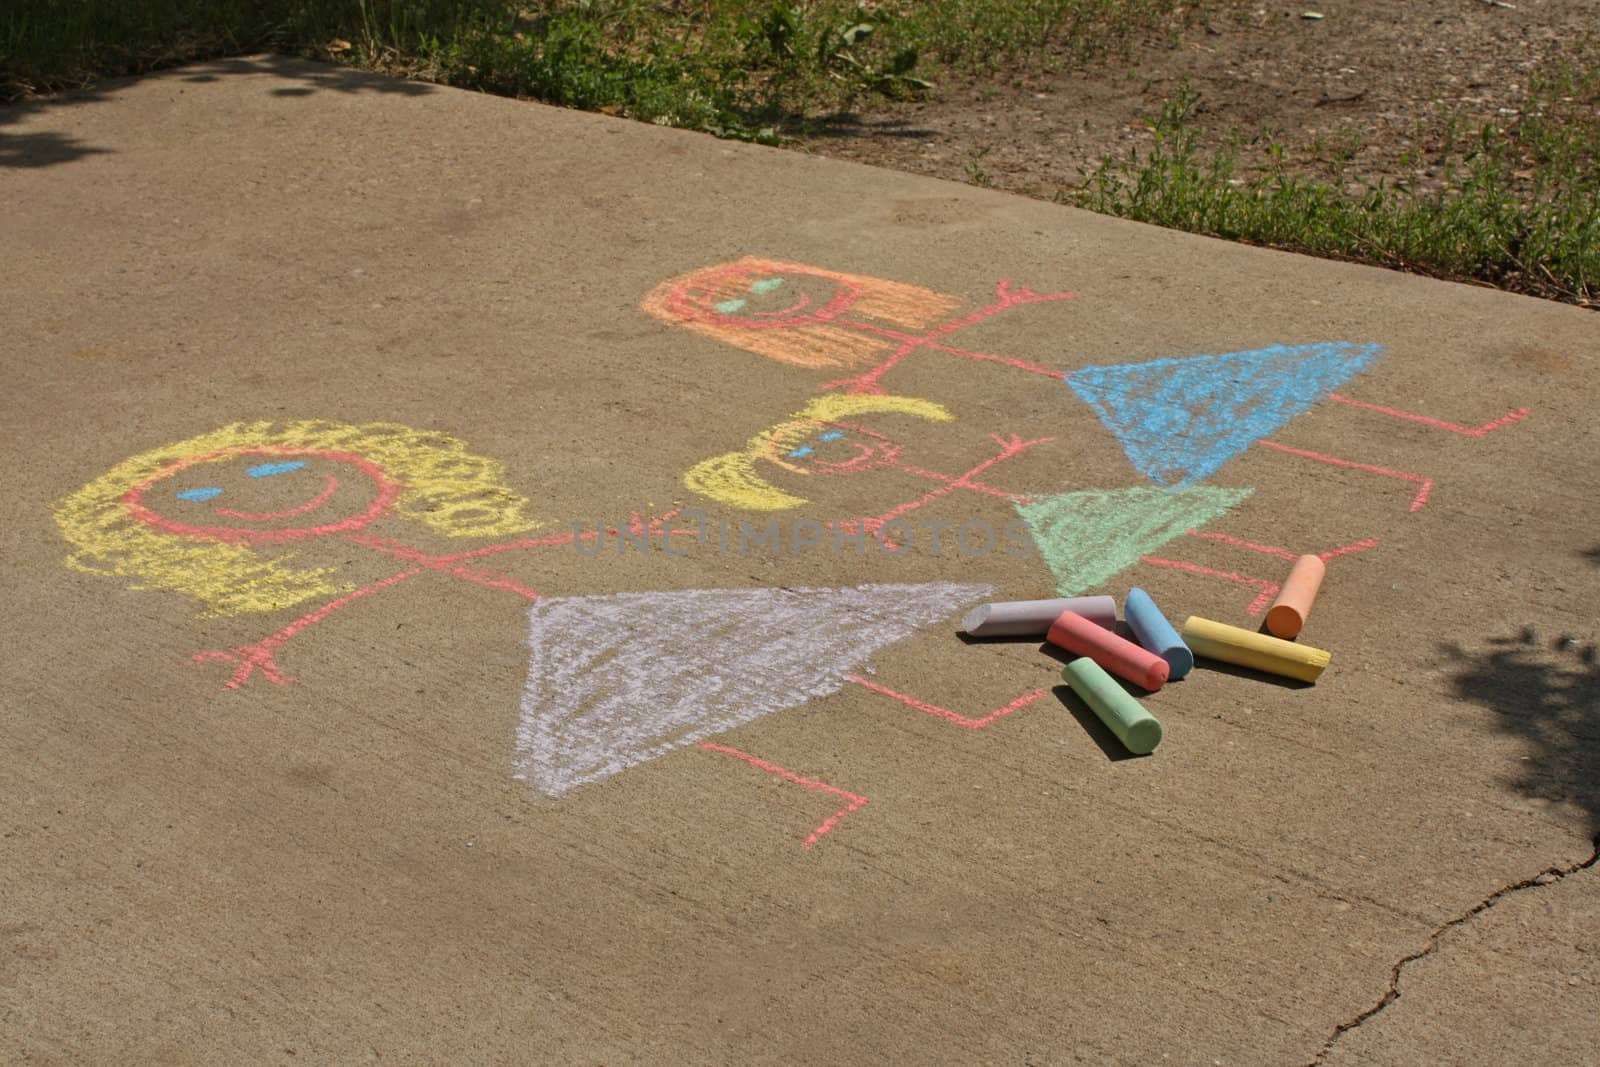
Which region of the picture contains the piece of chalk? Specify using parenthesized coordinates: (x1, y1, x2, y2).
(1061, 658, 1163, 755)
(1180, 615, 1331, 683)
(1265, 555, 1327, 639)
(1047, 609, 1170, 691)
(1124, 587, 1194, 680)
(961, 595, 1116, 637)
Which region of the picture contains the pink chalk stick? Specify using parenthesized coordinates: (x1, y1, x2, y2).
(1046, 609, 1170, 692)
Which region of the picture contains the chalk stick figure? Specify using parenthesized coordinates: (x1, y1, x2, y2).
(53, 420, 674, 689)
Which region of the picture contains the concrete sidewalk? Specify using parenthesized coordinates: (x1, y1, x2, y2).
(2, 55, 1595, 1064)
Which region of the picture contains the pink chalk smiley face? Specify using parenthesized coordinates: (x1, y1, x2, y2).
(123, 448, 401, 544)
(765, 422, 904, 476)
(686, 267, 860, 330)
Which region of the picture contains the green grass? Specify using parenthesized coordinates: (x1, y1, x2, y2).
(1070, 70, 1600, 306)
(2, 1, 1188, 140)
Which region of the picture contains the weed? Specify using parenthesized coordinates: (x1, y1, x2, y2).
(1071, 81, 1598, 305)
(2, 1, 1191, 130)
(965, 146, 993, 188)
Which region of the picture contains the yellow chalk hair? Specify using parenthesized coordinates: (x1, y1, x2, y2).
(53, 420, 542, 617)
(684, 394, 953, 511)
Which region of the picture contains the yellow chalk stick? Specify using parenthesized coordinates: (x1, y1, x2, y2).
(1180, 615, 1331, 683)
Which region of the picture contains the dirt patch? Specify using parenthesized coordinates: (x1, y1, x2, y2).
(801, 0, 1600, 201)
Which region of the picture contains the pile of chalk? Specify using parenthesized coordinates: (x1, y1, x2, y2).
(960, 555, 1331, 755)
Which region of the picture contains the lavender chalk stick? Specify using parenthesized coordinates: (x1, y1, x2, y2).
(1124, 587, 1194, 680)
(961, 595, 1117, 637)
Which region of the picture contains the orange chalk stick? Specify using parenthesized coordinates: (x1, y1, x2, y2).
(1266, 554, 1326, 639)
(1046, 609, 1170, 692)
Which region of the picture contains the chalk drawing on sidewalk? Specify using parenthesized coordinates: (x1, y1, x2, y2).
(1014, 486, 1253, 597)
(1152, 532, 1381, 614)
(643, 257, 1074, 394)
(1138, 556, 1283, 617)
(847, 675, 1048, 730)
(685, 390, 1051, 550)
(181, 511, 697, 690)
(699, 742, 869, 849)
(1257, 440, 1434, 511)
(513, 581, 991, 798)
(44, 261, 1540, 842)
(1065, 343, 1384, 487)
(55, 421, 703, 689)
(685, 393, 956, 511)
(53, 420, 544, 619)
(1328, 394, 1531, 436)
(1184, 531, 1381, 564)
(825, 432, 1053, 550)
(641, 256, 961, 369)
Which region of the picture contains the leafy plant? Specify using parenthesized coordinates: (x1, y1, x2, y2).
(1070, 81, 1597, 305)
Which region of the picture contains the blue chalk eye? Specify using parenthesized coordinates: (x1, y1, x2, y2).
(749, 277, 784, 294)
(818, 430, 845, 442)
(247, 460, 308, 478)
(714, 298, 747, 314)
(786, 446, 815, 459)
(177, 487, 223, 502)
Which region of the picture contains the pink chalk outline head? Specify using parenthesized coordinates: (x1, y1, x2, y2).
(665, 262, 861, 332)
(683, 394, 957, 512)
(123, 447, 400, 545)
(756, 420, 905, 478)
(55, 420, 543, 618)
(641, 257, 963, 371)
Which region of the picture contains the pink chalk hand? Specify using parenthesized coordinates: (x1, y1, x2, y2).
(638, 508, 688, 536)
(193, 643, 293, 690)
(829, 516, 902, 549)
(989, 432, 1025, 453)
(991, 278, 1076, 309)
(987, 432, 1054, 458)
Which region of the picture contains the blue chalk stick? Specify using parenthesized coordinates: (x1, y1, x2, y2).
(1125, 587, 1194, 680)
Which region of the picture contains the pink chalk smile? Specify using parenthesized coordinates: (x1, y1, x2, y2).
(123, 448, 400, 544)
(212, 472, 341, 520)
(671, 264, 861, 331)
(749, 291, 813, 318)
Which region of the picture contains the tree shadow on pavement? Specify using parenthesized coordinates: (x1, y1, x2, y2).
(174, 54, 433, 98)
(1, 53, 432, 169)
(0, 87, 114, 167)
(1442, 548, 1600, 836)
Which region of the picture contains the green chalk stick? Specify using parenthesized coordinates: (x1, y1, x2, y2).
(1062, 657, 1164, 755)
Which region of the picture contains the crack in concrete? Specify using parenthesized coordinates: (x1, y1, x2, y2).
(1306, 834, 1600, 1066)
